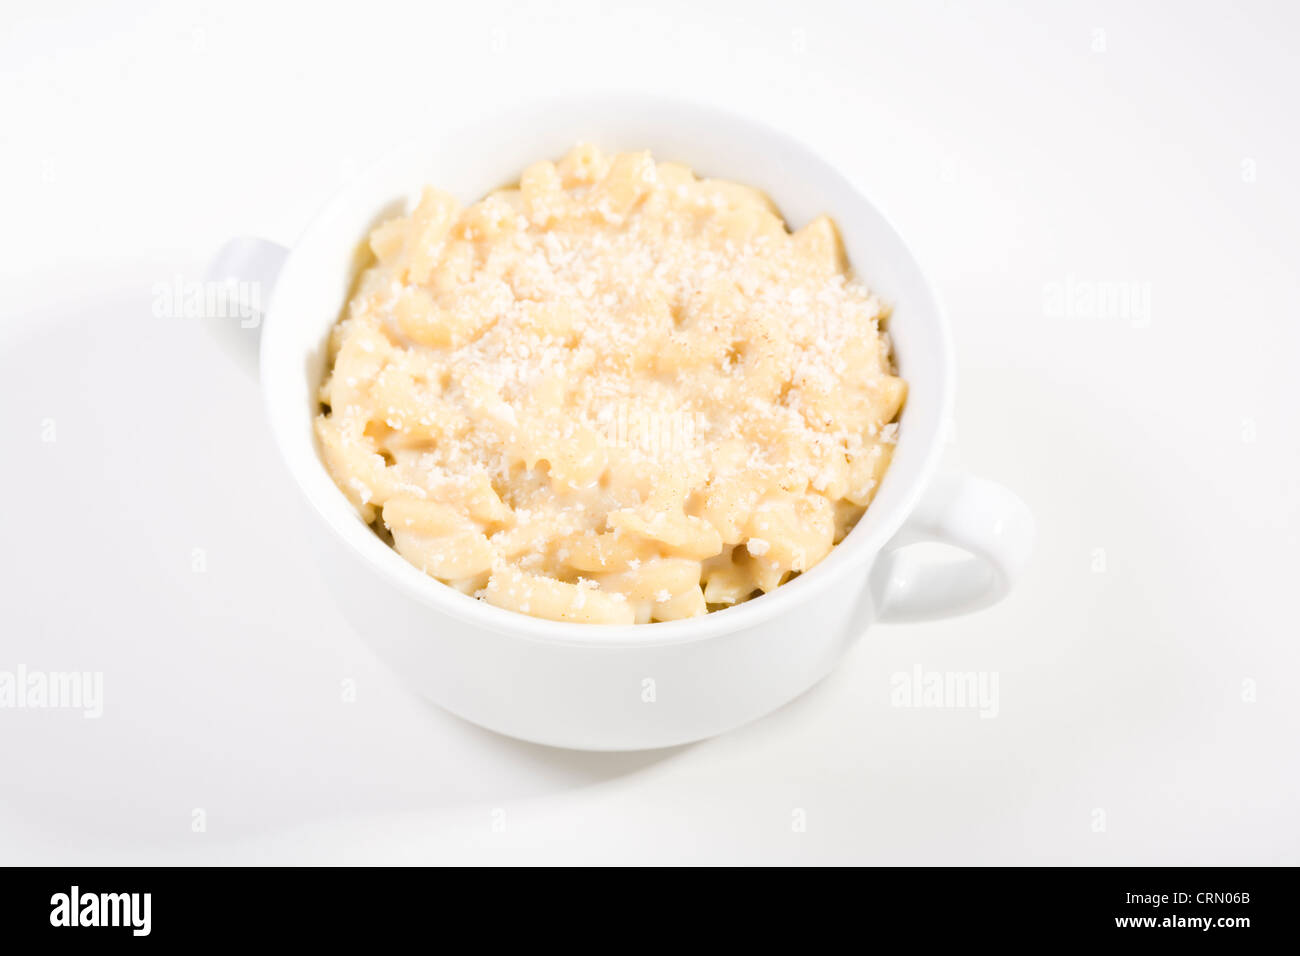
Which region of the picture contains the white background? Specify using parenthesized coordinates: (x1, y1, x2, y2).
(2, 0, 1297, 865)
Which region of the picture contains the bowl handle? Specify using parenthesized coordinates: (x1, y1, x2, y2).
(870, 472, 1034, 623)
(204, 237, 289, 377)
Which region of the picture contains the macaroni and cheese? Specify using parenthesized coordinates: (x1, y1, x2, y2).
(316, 145, 906, 625)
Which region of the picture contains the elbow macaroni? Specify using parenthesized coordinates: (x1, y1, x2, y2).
(316, 144, 906, 625)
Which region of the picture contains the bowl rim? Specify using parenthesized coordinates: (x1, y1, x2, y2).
(261, 94, 954, 648)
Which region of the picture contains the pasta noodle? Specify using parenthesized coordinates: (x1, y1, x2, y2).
(316, 145, 905, 625)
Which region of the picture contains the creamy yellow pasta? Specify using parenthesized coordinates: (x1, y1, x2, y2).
(316, 144, 906, 625)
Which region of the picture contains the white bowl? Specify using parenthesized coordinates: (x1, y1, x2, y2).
(210, 96, 1033, 750)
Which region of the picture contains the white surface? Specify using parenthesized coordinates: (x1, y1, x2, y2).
(1, 0, 1297, 864)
